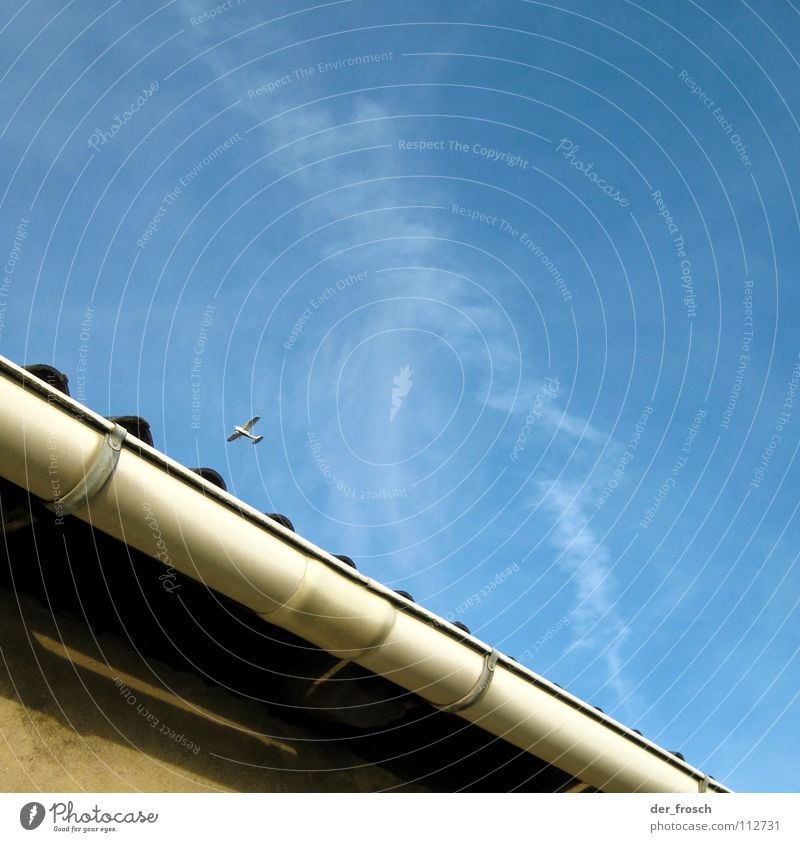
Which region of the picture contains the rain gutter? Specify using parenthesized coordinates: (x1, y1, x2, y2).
(0, 355, 730, 793)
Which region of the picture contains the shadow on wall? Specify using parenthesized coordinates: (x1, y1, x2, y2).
(0, 586, 423, 792)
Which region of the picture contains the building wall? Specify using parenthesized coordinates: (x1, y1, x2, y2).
(0, 589, 428, 792)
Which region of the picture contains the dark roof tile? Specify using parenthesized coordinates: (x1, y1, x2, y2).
(190, 467, 227, 491)
(265, 512, 295, 531)
(108, 415, 154, 446)
(24, 363, 70, 395)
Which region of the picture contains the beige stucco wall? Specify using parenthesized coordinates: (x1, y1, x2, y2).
(0, 589, 427, 792)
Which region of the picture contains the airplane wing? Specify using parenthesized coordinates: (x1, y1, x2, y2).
(242, 416, 260, 431)
(226, 431, 241, 442)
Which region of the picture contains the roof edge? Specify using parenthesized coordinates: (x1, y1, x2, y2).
(0, 355, 730, 793)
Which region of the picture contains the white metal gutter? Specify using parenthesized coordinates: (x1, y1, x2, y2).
(0, 355, 730, 793)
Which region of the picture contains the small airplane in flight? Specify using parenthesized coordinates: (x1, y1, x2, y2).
(226, 416, 263, 444)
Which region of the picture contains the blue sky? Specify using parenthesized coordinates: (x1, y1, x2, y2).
(2, 0, 799, 792)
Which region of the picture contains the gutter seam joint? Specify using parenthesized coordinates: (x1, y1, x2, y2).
(437, 648, 499, 714)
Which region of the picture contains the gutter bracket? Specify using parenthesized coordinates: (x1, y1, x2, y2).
(45, 424, 127, 516)
(437, 648, 499, 714)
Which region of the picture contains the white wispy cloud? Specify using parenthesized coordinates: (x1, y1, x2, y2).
(537, 476, 633, 707)
(540, 403, 608, 446)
